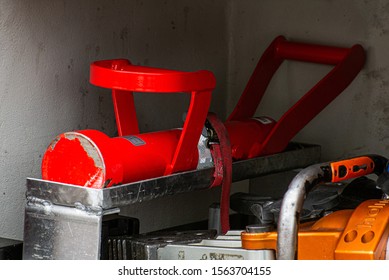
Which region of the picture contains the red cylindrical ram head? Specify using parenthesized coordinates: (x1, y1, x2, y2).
(41, 129, 198, 188)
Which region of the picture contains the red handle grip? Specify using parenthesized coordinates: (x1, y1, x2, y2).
(90, 59, 216, 175)
(90, 59, 216, 93)
(227, 36, 365, 157)
(276, 39, 351, 65)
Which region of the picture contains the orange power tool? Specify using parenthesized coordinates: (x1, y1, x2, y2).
(241, 155, 389, 260)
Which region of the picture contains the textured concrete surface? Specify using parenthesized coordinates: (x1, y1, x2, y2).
(0, 0, 229, 240)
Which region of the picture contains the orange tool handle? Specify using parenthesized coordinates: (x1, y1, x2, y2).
(330, 156, 376, 183)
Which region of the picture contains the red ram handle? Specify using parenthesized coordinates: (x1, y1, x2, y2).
(227, 36, 365, 157)
(90, 59, 216, 174)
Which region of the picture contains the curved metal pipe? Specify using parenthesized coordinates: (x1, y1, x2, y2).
(276, 155, 387, 260)
(276, 163, 328, 260)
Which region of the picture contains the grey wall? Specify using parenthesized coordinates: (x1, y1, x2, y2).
(0, 0, 230, 240)
(226, 0, 389, 160)
(1, 0, 389, 240)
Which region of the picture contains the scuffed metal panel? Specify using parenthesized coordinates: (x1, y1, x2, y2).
(23, 199, 103, 260)
(26, 143, 320, 209)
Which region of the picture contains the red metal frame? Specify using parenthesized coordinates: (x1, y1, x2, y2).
(42, 37, 366, 189)
(227, 36, 365, 157)
(90, 59, 216, 175)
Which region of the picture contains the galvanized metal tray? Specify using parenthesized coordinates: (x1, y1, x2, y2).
(26, 143, 320, 210)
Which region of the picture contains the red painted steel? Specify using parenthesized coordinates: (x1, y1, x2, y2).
(90, 59, 216, 174)
(42, 36, 365, 189)
(226, 35, 365, 159)
(42, 61, 215, 188)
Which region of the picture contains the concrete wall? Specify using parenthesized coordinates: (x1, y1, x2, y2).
(2, 0, 389, 241)
(0, 0, 230, 240)
(226, 0, 389, 160)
